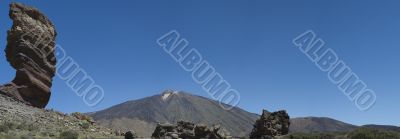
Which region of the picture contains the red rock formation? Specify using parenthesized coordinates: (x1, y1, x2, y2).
(0, 3, 57, 108)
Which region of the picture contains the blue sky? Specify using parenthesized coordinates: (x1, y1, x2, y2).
(0, 0, 399, 126)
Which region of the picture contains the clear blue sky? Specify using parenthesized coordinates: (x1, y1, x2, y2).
(0, 0, 399, 126)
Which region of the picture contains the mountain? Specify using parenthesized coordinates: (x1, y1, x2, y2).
(89, 90, 392, 137)
(289, 117, 358, 133)
(89, 90, 259, 137)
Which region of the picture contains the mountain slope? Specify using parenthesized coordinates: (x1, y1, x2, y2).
(289, 117, 358, 133)
(89, 90, 259, 137)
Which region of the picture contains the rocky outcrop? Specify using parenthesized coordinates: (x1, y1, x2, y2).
(194, 124, 231, 139)
(151, 121, 232, 139)
(0, 3, 57, 108)
(124, 130, 137, 139)
(250, 110, 290, 139)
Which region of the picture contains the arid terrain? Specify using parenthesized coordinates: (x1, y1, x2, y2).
(0, 94, 121, 139)
(0, 1, 399, 139)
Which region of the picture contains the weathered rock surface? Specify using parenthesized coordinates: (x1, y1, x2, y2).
(0, 3, 57, 108)
(152, 121, 232, 139)
(250, 110, 290, 139)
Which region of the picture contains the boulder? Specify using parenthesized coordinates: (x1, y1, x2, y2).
(151, 121, 232, 139)
(194, 124, 209, 138)
(152, 123, 176, 138)
(249, 110, 290, 139)
(0, 2, 57, 108)
(71, 112, 95, 125)
(124, 130, 137, 139)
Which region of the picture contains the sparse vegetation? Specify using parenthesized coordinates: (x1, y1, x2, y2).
(283, 132, 346, 139)
(0, 134, 18, 139)
(0, 124, 10, 133)
(4, 121, 17, 131)
(282, 128, 400, 139)
(59, 130, 79, 139)
(0, 95, 121, 139)
(347, 127, 400, 139)
(81, 121, 90, 129)
(16, 122, 37, 132)
(0, 121, 19, 133)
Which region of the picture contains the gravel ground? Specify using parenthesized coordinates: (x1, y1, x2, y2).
(0, 94, 123, 139)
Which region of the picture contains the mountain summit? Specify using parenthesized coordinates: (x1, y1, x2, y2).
(89, 90, 259, 137)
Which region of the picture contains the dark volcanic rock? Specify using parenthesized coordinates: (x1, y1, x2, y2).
(152, 121, 231, 139)
(250, 110, 290, 139)
(152, 123, 176, 138)
(124, 130, 137, 139)
(0, 3, 57, 108)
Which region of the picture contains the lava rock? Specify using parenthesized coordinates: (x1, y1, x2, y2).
(152, 121, 232, 139)
(0, 2, 57, 108)
(249, 110, 290, 139)
(194, 124, 209, 138)
(152, 123, 176, 138)
(124, 130, 137, 139)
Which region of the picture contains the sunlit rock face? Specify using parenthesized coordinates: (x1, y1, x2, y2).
(0, 3, 57, 108)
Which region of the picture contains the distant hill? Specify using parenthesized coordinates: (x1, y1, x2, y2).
(89, 90, 259, 137)
(289, 117, 358, 133)
(362, 124, 400, 132)
(283, 127, 400, 139)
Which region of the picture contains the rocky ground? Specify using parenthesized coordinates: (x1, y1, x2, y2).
(0, 94, 122, 139)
